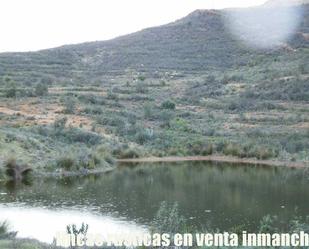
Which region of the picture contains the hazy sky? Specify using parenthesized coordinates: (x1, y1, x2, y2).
(0, 0, 268, 52)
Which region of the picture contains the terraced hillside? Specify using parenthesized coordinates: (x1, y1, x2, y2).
(0, 2, 308, 180)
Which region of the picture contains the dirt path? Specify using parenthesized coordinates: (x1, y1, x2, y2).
(49, 87, 106, 96)
(117, 155, 309, 168)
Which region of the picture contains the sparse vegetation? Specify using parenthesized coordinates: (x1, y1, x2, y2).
(0, 221, 17, 239)
(0, 3, 308, 183)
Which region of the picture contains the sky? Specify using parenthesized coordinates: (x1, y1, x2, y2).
(0, 0, 268, 52)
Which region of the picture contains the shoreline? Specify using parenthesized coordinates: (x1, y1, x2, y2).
(38, 166, 115, 178)
(117, 155, 309, 168)
(1, 156, 308, 182)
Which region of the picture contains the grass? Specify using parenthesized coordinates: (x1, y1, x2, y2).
(0, 221, 17, 240)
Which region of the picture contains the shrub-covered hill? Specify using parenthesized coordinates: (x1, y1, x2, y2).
(0, 3, 308, 85)
(0, 2, 308, 176)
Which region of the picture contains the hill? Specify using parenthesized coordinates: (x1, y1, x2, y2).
(0, 3, 308, 84)
(0, 3, 308, 179)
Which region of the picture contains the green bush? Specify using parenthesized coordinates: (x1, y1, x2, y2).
(78, 94, 106, 105)
(158, 110, 175, 127)
(259, 215, 279, 233)
(55, 149, 111, 171)
(222, 142, 277, 160)
(107, 89, 118, 100)
(136, 81, 148, 93)
(63, 97, 76, 114)
(188, 140, 213, 156)
(56, 156, 75, 170)
(242, 78, 309, 101)
(34, 83, 48, 96)
(135, 128, 154, 145)
(161, 100, 176, 110)
(169, 118, 189, 132)
(143, 103, 154, 119)
(112, 145, 141, 159)
(53, 117, 68, 130)
(82, 106, 103, 115)
(0, 221, 17, 239)
(5, 84, 17, 98)
(35, 123, 102, 146)
(137, 75, 146, 81)
(223, 143, 243, 157)
(60, 129, 102, 145)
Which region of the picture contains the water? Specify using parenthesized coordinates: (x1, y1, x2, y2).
(1, 162, 309, 242)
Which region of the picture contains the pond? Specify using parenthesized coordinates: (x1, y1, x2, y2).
(0, 162, 309, 243)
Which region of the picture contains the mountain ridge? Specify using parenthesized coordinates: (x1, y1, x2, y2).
(0, 3, 308, 84)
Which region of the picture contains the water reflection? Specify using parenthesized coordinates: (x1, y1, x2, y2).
(0, 204, 146, 243)
(0, 162, 309, 242)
